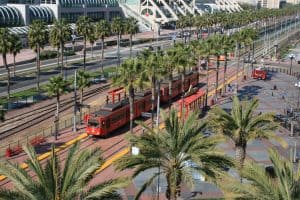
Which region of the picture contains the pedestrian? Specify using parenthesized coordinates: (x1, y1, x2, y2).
(273, 85, 277, 90)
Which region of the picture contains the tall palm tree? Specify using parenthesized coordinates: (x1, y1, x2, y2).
(9, 34, 22, 77)
(111, 17, 124, 67)
(77, 70, 90, 122)
(50, 19, 72, 76)
(125, 17, 139, 58)
(46, 76, 68, 140)
(221, 149, 300, 199)
(76, 16, 93, 70)
(113, 58, 147, 134)
(197, 40, 212, 107)
(139, 50, 163, 126)
(176, 16, 186, 42)
(28, 20, 48, 92)
(207, 35, 223, 98)
(163, 48, 177, 110)
(220, 35, 235, 93)
(88, 32, 97, 59)
(0, 28, 12, 100)
(95, 19, 110, 74)
(194, 15, 204, 39)
(115, 110, 233, 200)
(207, 96, 287, 171)
(0, 143, 128, 200)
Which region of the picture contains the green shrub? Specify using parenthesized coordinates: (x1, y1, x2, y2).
(40, 50, 57, 60)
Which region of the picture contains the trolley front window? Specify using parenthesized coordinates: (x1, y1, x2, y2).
(88, 119, 99, 127)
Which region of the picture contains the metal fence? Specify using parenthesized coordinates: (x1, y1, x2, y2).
(0, 106, 99, 159)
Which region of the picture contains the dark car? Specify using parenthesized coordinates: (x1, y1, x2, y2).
(244, 57, 257, 64)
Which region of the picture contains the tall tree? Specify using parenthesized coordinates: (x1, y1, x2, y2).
(125, 17, 139, 58)
(207, 96, 287, 171)
(46, 76, 68, 140)
(163, 48, 177, 110)
(77, 70, 90, 123)
(207, 35, 223, 99)
(28, 20, 48, 92)
(139, 50, 163, 126)
(0, 28, 12, 100)
(115, 110, 233, 200)
(113, 58, 147, 134)
(88, 32, 97, 59)
(0, 143, 128, 200)
(9, 34, 22, 77)
(76, 16, 93, 70)
(111, 17, 124, 67)
(194, 15, 204, 39)
(50, 19, 72, 76)
(176, 16, 187, 43)
(220, 35, 235, 93)
(95, 19, 110, 74)
(221, 149, 300, 199)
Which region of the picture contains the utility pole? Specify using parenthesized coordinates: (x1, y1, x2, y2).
(73, 70, 77, 132)
(156, 80, 161, 200)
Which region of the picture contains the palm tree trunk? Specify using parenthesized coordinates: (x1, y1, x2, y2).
(168, 74, 173, 110)
(83, 38, 86, 70)
(215, 56, 220, 98)
(13, 54, 16, 77)
(166, 174, 177, 200)
(235, 145, 246, 169)
(117, 33, 121, 67)
(91, 43, 94, 59)
(236, 45, 241, 92)
(55, 94, 60, 140)
(151, 77, 156, 128)
(101, 37, 105, 75)
(80, 88, 83, 124)
(205, 58, 209, 107)
(129, 86, 134, 134)
(60, 42, 64, 77)
(36, 45, 41, 92)
(223, 53, 228, 93)
(129, 34, 133, 58)
(57, 47, 60, 69)
(3, 54, 10, 101)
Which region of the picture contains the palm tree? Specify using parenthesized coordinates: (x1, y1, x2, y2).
(111, 17, 124, 67)
(113, 58, 147, 134)
(163, 48, 177, 110)
(207, 35, 223, 98)
(50, 19, 72, 76)
(221, 149, 300, 199)
(46, 76, 68, 140)
(115, 110, 233, 200)
(76, 16, 93, 70)
(197, 40, 212, 107)
(0, 143, 129, 200)
(176, 16, 186, 42)
(95, 19, 110, 74)
(194, 15, 204, 39)
(139, 50, 163, 126)
(88, 32, 97, 59)
(220, 35, 235, 93)
(77, 70, 90, 122)
(125, 17, 139, 58)
(207, 96, 287, 171)
(28, 20, 48, 92)
(9, 34, 22, 77)
(0, 28, 12, 100)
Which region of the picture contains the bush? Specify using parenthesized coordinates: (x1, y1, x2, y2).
(40, 50, 76, 60)
(40, 50, 57, 60)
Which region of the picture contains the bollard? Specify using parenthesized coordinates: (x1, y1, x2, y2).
(210, 99, 215, 106)
(243, 75, 247, 81)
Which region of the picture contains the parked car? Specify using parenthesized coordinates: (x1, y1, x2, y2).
(243, 57, 257, 64)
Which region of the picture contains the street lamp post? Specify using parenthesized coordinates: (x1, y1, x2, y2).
(295, 81, 300, 111)
(289, 54, 295, 75)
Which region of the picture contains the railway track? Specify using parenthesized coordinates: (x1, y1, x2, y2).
(0, 83, 111, 140)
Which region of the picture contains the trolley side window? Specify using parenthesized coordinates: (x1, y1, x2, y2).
(88, 119, 100, 127)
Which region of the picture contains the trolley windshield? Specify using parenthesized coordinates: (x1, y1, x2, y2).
(88, 119, 99, 127)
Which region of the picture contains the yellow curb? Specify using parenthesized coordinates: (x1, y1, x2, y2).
(95, 147, 130, 174)
(0, 133, 88, 182)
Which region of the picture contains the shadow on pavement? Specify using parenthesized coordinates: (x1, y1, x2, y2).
(238, 85, 262, 100)
(35, 142, 65, 154)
